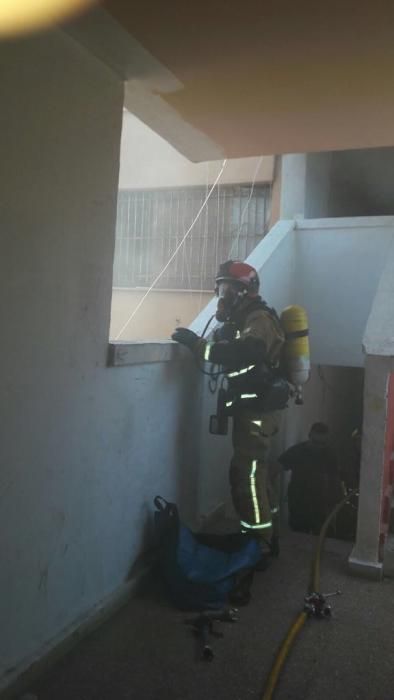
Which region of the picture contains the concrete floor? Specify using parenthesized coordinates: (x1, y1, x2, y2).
(28, 532, 394, 700)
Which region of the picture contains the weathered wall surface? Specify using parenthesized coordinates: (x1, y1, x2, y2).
(0, 31, 200, 687)
(110, 289, 212, 341)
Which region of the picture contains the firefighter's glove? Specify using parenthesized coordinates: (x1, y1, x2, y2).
(171, 327, 200, 352)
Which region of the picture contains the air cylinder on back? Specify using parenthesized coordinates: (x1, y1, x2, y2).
(280, 305, 310, 404)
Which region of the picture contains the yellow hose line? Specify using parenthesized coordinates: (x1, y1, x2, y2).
(262, 611, 307, 700)
(310, 489, 358, 594)
(261, 489, 358, 700)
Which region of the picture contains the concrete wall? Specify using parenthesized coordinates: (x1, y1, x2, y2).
(118, 111, 274, 189)
(110, 289, 212, 341)
(294, 220, 394, 367)
(349, 355, 390, 577)
(363, 238, 394, 357)
(0, 31, 201, 688)
(350, 239, 394, 576)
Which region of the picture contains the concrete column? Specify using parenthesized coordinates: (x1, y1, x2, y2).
(304, 152, 333, 218)
(280, 152, 334, 219)
(279, 154, 307, 219)
(349, 355, 390, 579)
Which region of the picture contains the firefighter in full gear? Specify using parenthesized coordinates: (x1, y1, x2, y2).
(172, 260, 287, 555)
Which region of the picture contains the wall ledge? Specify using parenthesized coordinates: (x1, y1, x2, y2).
(108, 341, 181, 366)
(363, 343, 394, 357)
(297, 215, 394, 230)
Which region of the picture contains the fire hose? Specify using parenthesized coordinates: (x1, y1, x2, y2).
(261, 490, 358, 700)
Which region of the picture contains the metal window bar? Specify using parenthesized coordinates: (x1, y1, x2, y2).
(113, 184, 271, 290)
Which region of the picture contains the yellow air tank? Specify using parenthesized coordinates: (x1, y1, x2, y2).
(280, 305, 310, 404)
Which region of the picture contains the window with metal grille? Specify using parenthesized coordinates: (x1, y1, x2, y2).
(113, 184, 271, 290)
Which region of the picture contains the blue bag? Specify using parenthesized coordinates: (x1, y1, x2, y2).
(154, 496, 262, 610)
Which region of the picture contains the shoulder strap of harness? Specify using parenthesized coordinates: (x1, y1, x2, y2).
(234, 297, 282, 331)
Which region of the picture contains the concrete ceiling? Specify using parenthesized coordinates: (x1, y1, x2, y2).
(68, 0, 394, 161)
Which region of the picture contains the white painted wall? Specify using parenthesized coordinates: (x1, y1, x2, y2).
(0, 31, 201, 688)
(118, 111, 274, 189)
(294, 219, 394, 366)
(110, 289, 211, 341)
(363, 240, 394, 356)
(349, 240, 394, 575)
(349, 355, 390, 577)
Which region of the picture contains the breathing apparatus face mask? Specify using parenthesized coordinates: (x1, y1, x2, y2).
(215, 281, 245, 322)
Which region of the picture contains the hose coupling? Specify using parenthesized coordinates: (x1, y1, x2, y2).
(304, 590, 341, 618)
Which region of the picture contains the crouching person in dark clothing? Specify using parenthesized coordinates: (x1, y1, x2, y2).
(278, 423, 343, 535)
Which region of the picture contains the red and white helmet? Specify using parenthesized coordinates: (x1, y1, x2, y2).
(215, 260, 260, 297)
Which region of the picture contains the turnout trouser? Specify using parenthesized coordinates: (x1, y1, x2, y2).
(230, 410, 280, 540)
